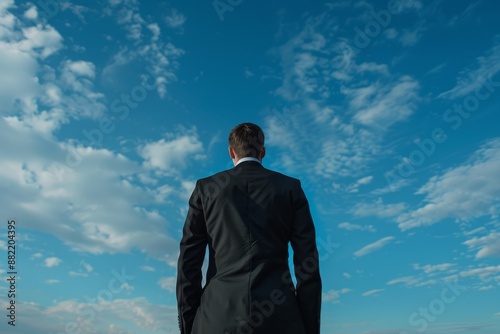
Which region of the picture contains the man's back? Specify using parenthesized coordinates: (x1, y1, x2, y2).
(177, 160, 322, 334)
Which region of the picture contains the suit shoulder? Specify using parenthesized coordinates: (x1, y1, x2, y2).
(195, 168, 235, 188)
(197, 166, 301, 187)
(198, 168, 232, 182)
(262, 167, 301, 185)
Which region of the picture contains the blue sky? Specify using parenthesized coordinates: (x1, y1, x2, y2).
(0, 0, 499, 333)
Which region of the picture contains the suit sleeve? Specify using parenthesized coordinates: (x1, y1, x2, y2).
(177, 180, 207, 334)
(290, 180, 322, 334)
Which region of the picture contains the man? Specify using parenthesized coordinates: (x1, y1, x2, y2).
(177, 123, 322, 334)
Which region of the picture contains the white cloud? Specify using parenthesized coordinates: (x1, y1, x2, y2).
(354, 236, 394, 257)
(384, 28, 398, 39)
(387, 276, 420, 287)
(60, 3, 90, 24)
(101, 47, 134, 85)
(415, 279, 438, 287)
(139, 128, 205, 173)
(30, 252, 43, 259)
(45, 279, 59, 284)
(371, 178, 412, 195)
(345, 75, 420, 129)
(362, 289, 383, 297)
(322, 288, 351, 303)
(356, 175, 373, 185)
(0, 13, 16, 40)
(0, 117, 179, 263)
(396, 138, 500, 230)
(19, 24, 63, 59)
(355, 62, 389, 75)
(460, 266, 500, 280)
(114, 5, 144, 40)
(345, 175, 373, 193)
(140, 265, 156, 272)
(0, 38, 39, 114)
(399, 20, 427, 47)
(413, 263, 456, 275)
(103, 1, 185, 98)
(351, 198, 408, 218)
(463, 226, 486, 236)
(0, 296, 178, 333)
(158, 276, 176, 293)
(464, 232, 500, 259)
(44, 257, 62, 268)
(179, 180, 196, 201)
(121, 283, 134, 292)
(165, 9, 186, 28)
(81, 261, 93, 272)
(439, 41, 500, 99)
(313, 127, 381, 179)
(24, 5, 38, 20)
(65, 60, 95, 78)
(244, 69, 254, 78)
(264, 13, 420, 183)
(0, 11, 106, 136)
(338, 222, 376, 232)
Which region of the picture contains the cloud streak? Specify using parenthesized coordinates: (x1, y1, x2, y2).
(354, 236, 394, 257)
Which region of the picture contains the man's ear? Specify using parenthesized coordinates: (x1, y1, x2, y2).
(228, 146, 236, 159)
(260, 146, 266, 160)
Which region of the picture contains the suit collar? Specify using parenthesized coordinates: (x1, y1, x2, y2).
(235, 157, 261, 166)
(232, 160, 263, 171)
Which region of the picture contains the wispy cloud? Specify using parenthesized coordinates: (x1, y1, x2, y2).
(338, 222, 376, 232)
(44, 257, 62, 268)
(396, 138, 500, 230)
(323, 288, 351, 303)
(264, 8, 421, 184)
(438, 40, 500, 99)
(68, 271, 88, 277)
(158, 276, 176, 293)
(30, 253, 43, 259)
(345, 175, 373, 193)
(460, 265, 500, 281)
(351, 198, 408, 218)
(398, 20, 427, 47)
(140, 265, 156, 272)
(165, 9, 186, 29)
(387, 276, 420, 287)
(464, 232, 500, 259)
(371, 178, 412, 195)
(81, 261, 93, 273)
(354, 236, 394, 257)
(103, 0, 185, 97)
(413, 263, 457, 275)
(344, 75, 420, 129)
(362, 289, 383, 297)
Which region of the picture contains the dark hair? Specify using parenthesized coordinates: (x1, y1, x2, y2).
(228, 123, 265, 159)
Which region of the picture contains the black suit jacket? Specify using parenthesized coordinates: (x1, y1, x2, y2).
(177, 161, 321, 334)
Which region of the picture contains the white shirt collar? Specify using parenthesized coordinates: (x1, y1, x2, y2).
(235, 157, 261, 166)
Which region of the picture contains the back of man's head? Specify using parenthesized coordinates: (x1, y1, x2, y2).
(228, 123, 265, 159)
